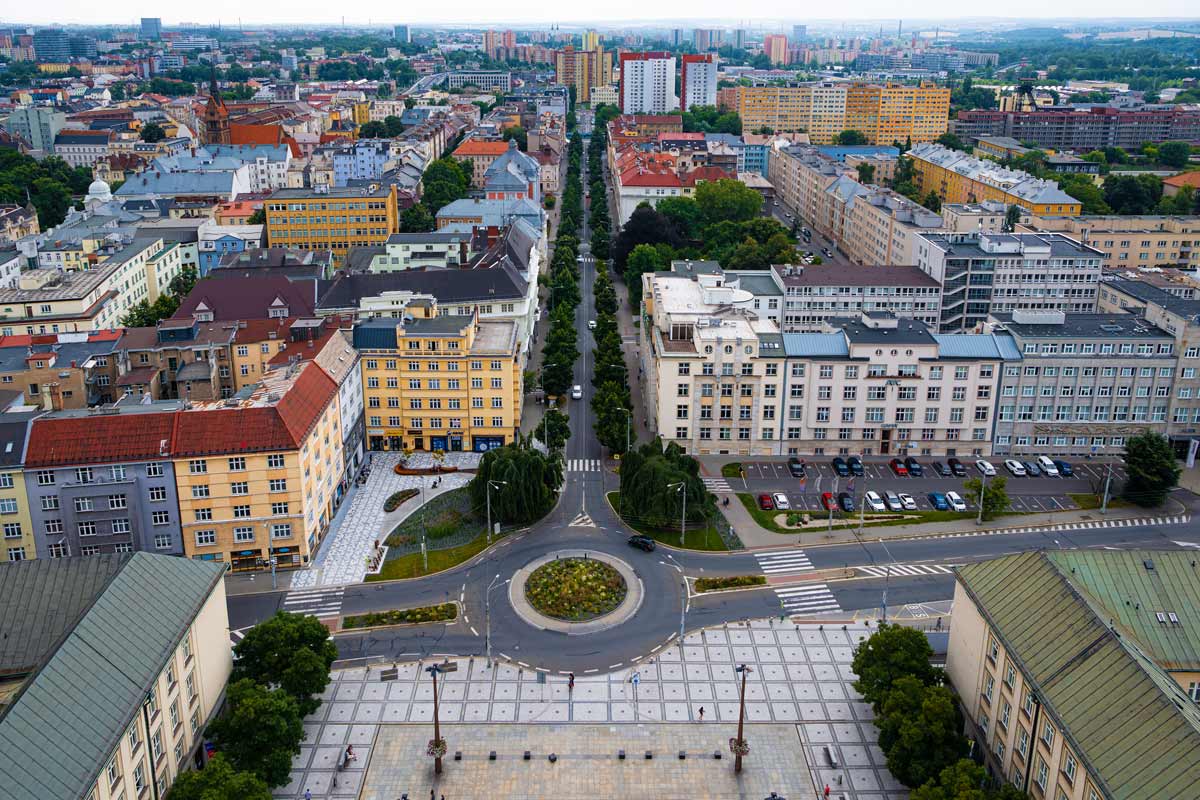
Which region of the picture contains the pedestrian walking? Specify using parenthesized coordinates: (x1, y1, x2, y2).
(568, 672, 575, 691)
(305, 791, 311, 800)
(698, 706, 705, 721)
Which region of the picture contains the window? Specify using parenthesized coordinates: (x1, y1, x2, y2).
(74, 497, 94, 513)
(128, 722, 141, 750)
(233, 527, 254, 543)
(3, 523, 21, 538)
(146, 462, 164, 477)
(272, 523, 292, 539)
(228, 457, 246, 471)
(195, 529, 216, 546)
(112, 519, 131, 535)
(0, 498, 16, 514)
(1041, 720, 1055, 749)
(188, 459, 207, 474)
(107, 756, 120, 786)
(230, 481, 249, 496)
(269, 479, 287, 492)
(1063, 752, 1077, 784)
(154, 535, 171, 550)
(152, 511, 170, 526)
(0, 473, 15, 489)
(233, 505, 252, 518)
(75, 467, 93, 483)
(267, 454, 286, 469)
(271, 502, 289, 516)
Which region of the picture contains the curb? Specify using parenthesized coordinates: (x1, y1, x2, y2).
(333, 600, 463, 635)
(508, 549, 645, 636)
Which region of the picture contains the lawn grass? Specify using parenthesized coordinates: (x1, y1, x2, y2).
(720, 462, 743, 479)
(606, 492, 728, 551)
(343, 603, 457, 629)
(695, 575, 767, 593)
(366, 531, 506, 581)
(1068, 493, 1133, 511)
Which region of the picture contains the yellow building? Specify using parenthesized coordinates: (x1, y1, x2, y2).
(554, 46, 613, 103)
(174, 362, 343, 572)
(264, 185, 399, 266)
(353, 303, 522, 452)
(908, 142, 1082, 216)
(737, 82, 948, 144)
(0, 413, 36, 562)
(737, 86, 813, 134)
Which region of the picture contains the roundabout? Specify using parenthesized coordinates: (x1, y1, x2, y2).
(508, 549, 644, 635)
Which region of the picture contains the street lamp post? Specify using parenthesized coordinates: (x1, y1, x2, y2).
(486, 480, 507, 546)
(424, 661, 457, 774)
(732, 663, 753, 772)
(976, 471, 989, 526)
(668, 481, 686, 547)
(1100, 460, 1114, 514)
(486, 573, 508, 666)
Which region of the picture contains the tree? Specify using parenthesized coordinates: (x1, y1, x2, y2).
(909, 759, 993, 800)
(884, 686, 968, 788)
(922, 190, 942, 213)
(1122, 431, 1180, 507)
(30, 177, 74, 228)
(655, 196, 703, 241)
(140, 122, 166, 143)
(400, 203, 435, 232)
(232, 611, 338, 715)
(617, 438, 713, 529)
(382, 114, 405, 137)
(469, 441, 563, 524)
(962, 475, 1009, 521)
(109, 82, 126, 101)
(834, 129, 868, 145)
(856, 162, 876, 184)
(247, 208, 266, 225)
(694, 178, 762, 228)
(593, 380, 632, 453)
(1059, 173, 1111, 214)
(623, 242, 674, 301)
(612, 204, 679, 270)
(1102, 173, 1163, 215)
(166, 754, 272, 800)
(534, 409, 571, 451)
(1157, 140, 1191, 169)
(206, 679, 304, 788)
(851, 624, 937, 710)
(358, 121, 387, 138)
(1003, 204, 1022, 232)
(935, 132, 967, 151)
(502, 125, 527, 151)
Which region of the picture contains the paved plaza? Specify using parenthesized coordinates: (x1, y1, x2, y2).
(278, 620, 907, 800)
(291, 453, 477, 589)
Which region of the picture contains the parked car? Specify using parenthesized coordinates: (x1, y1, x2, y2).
(946, 491, 968, 512)
(831, 457, 850, 477)
(758, 494, 775, 510)
(975, 459, 997, 477)
(570, 385, 583, 399)
(928, 492, 950, 511)
(821, 492, 836, 511)
(628, 535, 656, 552)
(1023, 460, 1042, 477)
(884, 491, 904, 512)
(904, 456, 923, 477)
(947, 458, 967, 477)
(864, 491, 886, 512)
(897, 492, 918, 511)
(1054, 459, 1074, 477)
(1004, 459, 1027, 477)
(837, 492, 855, 513)
(772, 493, 790, 510)
(1037, 455, 1060, 476)
(847, 455, 864, 476)
(930, 461, 951, 477)
(787, 457, 806, 477)
(889, 458, 908, 476)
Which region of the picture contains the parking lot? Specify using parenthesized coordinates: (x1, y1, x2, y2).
(732, 458, 1126, 516)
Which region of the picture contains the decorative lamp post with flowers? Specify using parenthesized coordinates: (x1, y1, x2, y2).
(731, 663, 753, 772)
(425, 661, 457, 773)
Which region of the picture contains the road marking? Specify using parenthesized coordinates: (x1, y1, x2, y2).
(282, 587, 345, 619)
(608, 662, 623, 669)
(517, 661, 530, 667)
(775, 583, 842, 615)
(701, 477, 731, 492)
(755, 549, 815, 575)
(857, 563, 954, 578)
(569, 512, 597, 528)
(567, 459, 602, 473)
(470, 626, 479, 636)
(584, 668, 599, 673)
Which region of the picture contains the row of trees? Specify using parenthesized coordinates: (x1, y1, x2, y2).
(852, 625, 1026, 800)
(168, 613, 339, 798)
(539, 132, 586, 399)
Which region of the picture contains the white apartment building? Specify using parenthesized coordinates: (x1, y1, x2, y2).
(681, 55, 718, 112)
(620, 53, 678, 114)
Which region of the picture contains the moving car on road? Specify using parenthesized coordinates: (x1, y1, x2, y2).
(772, 493, 790, 510)
(758, 494, 775, 511)
(1004, 459, 1027, 477)
(946, 491, 968, 512)
(864, 491, 886, 512)
(788, 457, 806, 477)
(587, 320, 597, 330)
(975, 459, 997, 477)
(927, 492, 949, 511)
(628, 535, 656, 552)
(570, 385, 583, 399)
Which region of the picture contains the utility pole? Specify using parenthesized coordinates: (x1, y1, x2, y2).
(669, 481, 686, 546)
(486, 480, 506, 546)
(486, 574, 504, 666)
(679, 580, 687, 642)
(976, 471, 989, 526)
(733, 663, 752, 772)
(1100, 461, 1113, 514)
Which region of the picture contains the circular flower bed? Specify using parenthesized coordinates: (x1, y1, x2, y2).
(524, 558, 627, 621)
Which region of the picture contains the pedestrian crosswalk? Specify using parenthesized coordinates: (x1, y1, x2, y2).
(569, 512, 596, 528)
(567, 459, 602, 473)
(282, 586, 345, 619)
(856, 563, 954, 579)
(701, 477, 731, 492)
(775, 584, 841, 616)
(754, 549, 814, 576)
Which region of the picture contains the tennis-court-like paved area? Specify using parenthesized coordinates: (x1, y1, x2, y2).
(276, 620, 907, 800)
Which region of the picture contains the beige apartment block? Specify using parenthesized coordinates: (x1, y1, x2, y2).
(1021, 214, 1200, 271)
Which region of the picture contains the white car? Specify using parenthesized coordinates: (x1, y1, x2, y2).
(772, 493, 790, 510)
(570, 385, 583, 400)
(587, 320, 597, 330)
(884, 491, 903, 512)
(1004, 459, 1027, 477)
(946, 491, 968, 512)
(975, 459, 997, 477)
(1037, 455, 1060, 476)
(897, 492, 917, 511)
(864, 491, 886, 512)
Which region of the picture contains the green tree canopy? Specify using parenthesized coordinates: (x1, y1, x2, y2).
(884, 686, 968, 788)
(835, 129, 868, 145)
(1122, 431, 1181, 507)
(140, 121, 166, 142)
(694, 178, 762, 228)
(470, 440, 563, 524)
(655, 196, 703, 241)
(618, 437, 713, 529)
(165, 754, 272, 800)
(851, 623, 937, 710)
(400, 203, 435, 232)
(231, 611, 338, 715)
(962, 475, 1010, 521)
(207, 679, 304, 788)
(502, 125, 527, 150)
(534, 409, 571, 451)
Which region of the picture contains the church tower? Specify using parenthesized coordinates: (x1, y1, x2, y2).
(203, 68, 230, 145)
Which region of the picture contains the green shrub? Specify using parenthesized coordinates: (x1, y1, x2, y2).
(383, 489, 419, 513)
(342, 603, 458, 629)
(694, 575, 767, 593)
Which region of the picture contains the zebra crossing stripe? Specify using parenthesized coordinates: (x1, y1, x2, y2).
(283, 587, 344, 618)
(857, 564, 953, 578)
(567, 459, 602, 473)
(755, 550, 814, 574)
(775, 584, 841, 613)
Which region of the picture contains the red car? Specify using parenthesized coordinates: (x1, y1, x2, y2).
(820, 492, 836, 511)
(889, 458, 908, 476)
(758, 494, 775, 510)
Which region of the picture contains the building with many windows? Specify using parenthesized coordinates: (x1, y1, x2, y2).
(947, 550, 1200, 799)
(986, 311, 1176, 457)
(619, 52, 677, 114)
(771, 263, 943, 331)
(1019, 215, 1200, 271)
(680, 54, 718, 112)
(0, 413, 37, 563)
(735, 82, 949, 144)
(0, 552, 231, 800)
(554, 46, 613, 104)
(264, 184, 399, 266)
(907, 143, 1082, 217)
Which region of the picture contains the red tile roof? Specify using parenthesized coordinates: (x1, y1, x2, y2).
(681, 166, 734, 187)
(26, 412, 176, 468)
(455, 139, 509, 157)
(1163, 172, 1200, 190)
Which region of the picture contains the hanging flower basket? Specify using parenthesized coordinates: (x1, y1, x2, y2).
(728, 737, 750, 756)
(427, 738, 448, 758)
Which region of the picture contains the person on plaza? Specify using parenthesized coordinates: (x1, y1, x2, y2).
(698, 706, 705, 721)
(346, 744, 356, 762)
(304, 791, 311, 800)
(568, 672, 575, 691)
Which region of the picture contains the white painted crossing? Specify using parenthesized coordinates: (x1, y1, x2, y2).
(755, 549, 814, 576)
(567, 459, 602, 473)
(282, 586, 345, 619)
(856, 563, 954, 579)
(775, 584, 841, 615)
(701, 477, 731, 492)
(569, 512, 596, 528)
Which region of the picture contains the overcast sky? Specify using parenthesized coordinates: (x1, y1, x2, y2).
(15, 1, 1200, 26)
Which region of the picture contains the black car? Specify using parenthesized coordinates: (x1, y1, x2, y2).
(847, 456, 864, 476)
(787, 456, 806, 477)
(1054, 459, 1074, 477)
(904, 456, 923, 477)
(837, 491, 855, 513)
(946, 458, 967, 477)
(930, 461, 952, 477)
(831, 456, 850, 477)
(627, 535, 656, 552)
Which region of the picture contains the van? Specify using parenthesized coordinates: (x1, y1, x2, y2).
(1037, 455, 1059, 476)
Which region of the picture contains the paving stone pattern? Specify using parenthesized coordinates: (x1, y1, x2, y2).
(291, 453, 477, 589)
(278, 621, 907, 800)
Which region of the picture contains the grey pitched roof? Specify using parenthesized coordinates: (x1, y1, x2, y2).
(783, 332, 850, 358)
(932, 333, 1023, 360)
(317, 266, 527, 312)
(0, 553, 225, 800)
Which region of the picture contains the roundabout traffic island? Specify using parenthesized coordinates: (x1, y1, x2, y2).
(524, 558, 627, 621)
(509, 549, 645, 634)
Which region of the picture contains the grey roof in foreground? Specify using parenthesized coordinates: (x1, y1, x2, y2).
(932, 333, 1023, 361)
(783, 332, 849, 358)
(0, 553, 225, 800)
